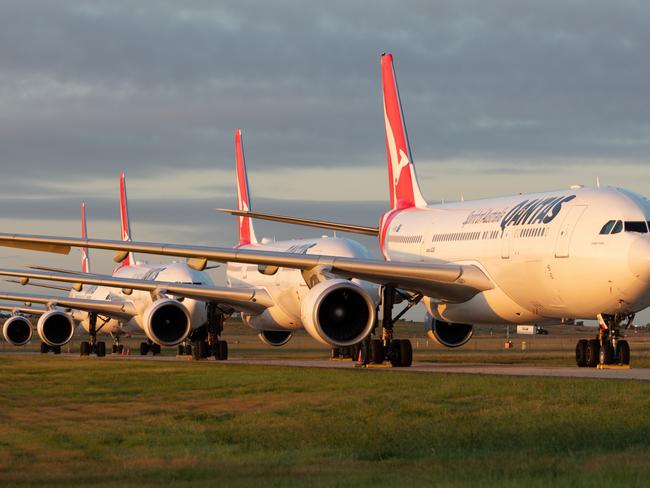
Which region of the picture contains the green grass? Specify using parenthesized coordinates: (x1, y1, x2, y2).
(1, 357, 650, 487)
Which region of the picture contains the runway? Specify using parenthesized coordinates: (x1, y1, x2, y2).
(16, 352, 649, 381)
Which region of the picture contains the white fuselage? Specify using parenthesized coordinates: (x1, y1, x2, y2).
(226, 237, 378, 332)
(381, 186, 650, 325)
(71, 262, 212, 336)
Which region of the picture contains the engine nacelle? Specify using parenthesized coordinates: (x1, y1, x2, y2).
(301, 279, 375, 347)
(3, 316, 33, 346)
(425, 314, 474, 348)
(37, 310, 74, 347)
(142, 298, 191, 347)
(258, 330, 293, 347)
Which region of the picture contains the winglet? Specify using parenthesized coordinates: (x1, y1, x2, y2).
(119, 172, 135, 266)
(234, 129, 258, 246)
(381, 53, 427, 210)
(80, 201, 91, 273)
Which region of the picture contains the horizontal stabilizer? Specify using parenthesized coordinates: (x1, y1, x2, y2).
(216, 208, 380, 236)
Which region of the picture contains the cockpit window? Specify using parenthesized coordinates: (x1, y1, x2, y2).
(599, 220, 615, 234)
(611, 220, 623, 234)
(625, 221, 648, 233)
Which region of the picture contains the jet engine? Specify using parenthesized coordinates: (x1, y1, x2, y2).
(301, 279, 375, 347)
(2, 316, 33, 346)
(258, 330, 293, 347)
(425, 314, 474, 348)
(37, 310, 74, 347)
(142, 298, 191, 346)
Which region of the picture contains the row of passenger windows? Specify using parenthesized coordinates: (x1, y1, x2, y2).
(389, 235, 423, 244)
(599, 220, 650, 235)
(431, 230, 502, 243)
(515, 227, 548, 238)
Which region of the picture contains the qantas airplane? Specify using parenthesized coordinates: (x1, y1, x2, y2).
(0, 130, 385, 361)
(0, 176, 267, 359)
(1, 53, 649, 368)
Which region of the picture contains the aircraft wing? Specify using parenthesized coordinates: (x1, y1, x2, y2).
(0, 304, 47, 316)
(216, 208, 380, 236)
(0, 233, 494, 302)
(0, 291, 137, 320)
(0, 268, 274, 315)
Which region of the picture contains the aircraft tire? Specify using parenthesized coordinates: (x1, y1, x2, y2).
(617, 340, 630, 365)
(80, 341, 91, 356)
(390, 339, 402, 367)
(217, 340, 228, 361)
(586, 339, 600, 368)
(40, 342, 49, 354)
(370, 339, 384, 365)
(140, 342, 149, 356)
(96, 342, 106, 357)
(151, 344, 161, 356)
(575, 339, 588, 367)
(52, 346, 61, 355)
(399, 339, 413, 367)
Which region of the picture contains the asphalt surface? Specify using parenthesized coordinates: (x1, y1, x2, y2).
(6, 352, 649, 381)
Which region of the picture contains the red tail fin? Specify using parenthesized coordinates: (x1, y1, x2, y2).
(80, 201, 91, 273)
(119, 172, 135, 266)
(381, 53, 427, 210)
(234, 129, 257, 246)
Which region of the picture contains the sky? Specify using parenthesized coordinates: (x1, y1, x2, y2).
(0, 1, 649, 323)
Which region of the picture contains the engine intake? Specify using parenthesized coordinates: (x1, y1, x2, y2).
(258, 330, 293, 347)
(143, 298, 191, 346)
(425, 314, 473, 348)
(301, 279, 375, 347)
(3, 316, 33, 346)
(37, 310, 74, 347)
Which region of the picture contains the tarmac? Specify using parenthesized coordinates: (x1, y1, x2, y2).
(6, 351, 650, 380)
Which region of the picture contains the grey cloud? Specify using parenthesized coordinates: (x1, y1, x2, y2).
(0, 1, 649, 189)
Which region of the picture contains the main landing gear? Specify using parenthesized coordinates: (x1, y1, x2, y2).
(192, 304, 229, 361)
(80, 313, 109, 357)
(40, 342, 61, 355)
(140, 340, 161, 356)
(362, 286, 421, 368)
(576, 313, 632, 368)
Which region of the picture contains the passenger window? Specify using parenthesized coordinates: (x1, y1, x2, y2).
(611, 220, 623, 234)
(599, 220, 615, 235)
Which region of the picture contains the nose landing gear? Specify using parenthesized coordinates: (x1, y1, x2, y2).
(575, 313, 632, 368)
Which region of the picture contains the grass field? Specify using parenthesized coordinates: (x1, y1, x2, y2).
(1, 355, 650, 487)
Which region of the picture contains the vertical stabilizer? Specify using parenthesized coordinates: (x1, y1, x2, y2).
(381, 53, 427, 210)
(234, 129, 258, 246)
(119, 172, 135, 266)
(80, 201, 91, 273)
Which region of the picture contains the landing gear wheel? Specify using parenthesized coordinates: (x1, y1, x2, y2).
(184, 344, 192, 355)
(80, 341, 91, 356)
(216, 340, 228, 360)
(370, 339, 384, 365)
(617, 340, 630, 365)
(575, 339, 588, 367)
(399, 339, 413, 367)
(177, 345, 184, 355)
(599, 342, 614, 365)
(113, 344, 119, 354)
(40, 342, 49, 354)
(389, 339, 402, 367)
(586, 339, 600, 368)
(52, 346, 61, 355)
(96, 342, 106, 357)
(140, 342, 149, 356)
(117, 344, 124, 354)
(195, 340, 208, 359)
(151, 344, 161, 356)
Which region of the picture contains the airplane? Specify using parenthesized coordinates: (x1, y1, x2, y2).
(0, 130, 385, 361)
(0, 176, 265, 358)
(1, 53, 649, 368)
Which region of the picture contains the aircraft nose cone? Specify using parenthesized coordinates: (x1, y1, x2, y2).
(629, 238, 650, 282)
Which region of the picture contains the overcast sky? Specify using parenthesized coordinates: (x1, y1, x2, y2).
(1, 1, 649, 322)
